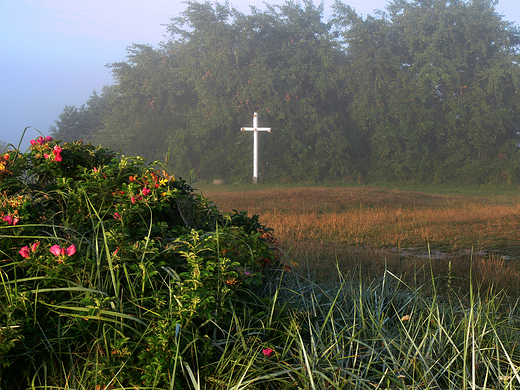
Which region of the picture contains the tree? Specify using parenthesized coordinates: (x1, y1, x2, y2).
(50, 90, 106, 143)
(0, 140, 7, 154)
(90, 46, 182, 162)
(334, 0, 520, 182)
(164, 0, 353, 181)
(90, 0, 352, 182)
(51, 0, 520, 183)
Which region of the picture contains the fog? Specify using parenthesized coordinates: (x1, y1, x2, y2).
(1, 0, 519, 151)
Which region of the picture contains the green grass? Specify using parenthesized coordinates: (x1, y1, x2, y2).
(366, 181, 520, 200)
(196, 180, 520, 199)
(202, 259, 520, 389)
(3, 241, 520, 389)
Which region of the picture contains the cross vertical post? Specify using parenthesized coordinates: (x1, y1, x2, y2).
(241, 112, 271, 184)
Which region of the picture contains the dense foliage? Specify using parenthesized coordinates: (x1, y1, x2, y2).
(51, 0, 520, 184)
(0, 137, 282, 389)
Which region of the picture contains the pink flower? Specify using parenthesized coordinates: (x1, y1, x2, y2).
(93, 167, 98, 172)
(142, 187, 151, 196)
(19, 246, 31, 258)
(30, 136, 52, 145)
(52, 145, 63, 162)
(44, 145, 62, 161)
(114, 212, 121, 220)
(50, 244, 76, 257)
(31, 241, 40, 252)
(49, 245, 62, 256)
(19, 241, 39, 258)
(3, 215, 18, 225)
(66, 245, 76, 256)
(131, 195, 142, 204)
(262, 348, 274, 358)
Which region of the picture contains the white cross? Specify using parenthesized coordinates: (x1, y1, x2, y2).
(241, 112, 271, 184)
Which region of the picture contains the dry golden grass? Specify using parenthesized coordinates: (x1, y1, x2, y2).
(199, 185, 520, 293)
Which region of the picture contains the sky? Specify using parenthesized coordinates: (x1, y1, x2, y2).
(1, 0, 519, 151)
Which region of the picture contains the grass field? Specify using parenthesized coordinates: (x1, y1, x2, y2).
(197, 182, 520, 295)
(3, 179, 520, 389)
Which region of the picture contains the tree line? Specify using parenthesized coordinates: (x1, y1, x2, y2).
(50, 0, 520, 184)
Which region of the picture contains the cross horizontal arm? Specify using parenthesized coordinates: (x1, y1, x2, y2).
(241, 127, 271, 132)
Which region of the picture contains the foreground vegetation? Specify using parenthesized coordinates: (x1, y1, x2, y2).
(2, 139, 520, 389)
(0, 138, 281, 389)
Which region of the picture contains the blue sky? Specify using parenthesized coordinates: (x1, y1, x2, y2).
(1, 0, 519, 151)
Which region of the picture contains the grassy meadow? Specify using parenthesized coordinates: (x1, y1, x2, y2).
(198, 182, 520, 294)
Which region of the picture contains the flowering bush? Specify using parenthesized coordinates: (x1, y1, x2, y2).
(0, 138, 281, 389)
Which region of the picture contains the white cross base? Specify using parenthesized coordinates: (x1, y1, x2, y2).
(241, 112, 271, 184)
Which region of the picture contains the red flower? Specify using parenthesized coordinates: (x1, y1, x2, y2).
(19, 246, 31, 258)
(52, 145, 63, 162)
(30, 136, 52, 145)
(3, 215, 19, 225)
(142, 187, 151, 196)
(19, 241, 39, 258)
(50, 244, 76, 257)
(131, 195, 142, 204)
(49, 245, 61, 256)
(262, 348, 274, 358)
